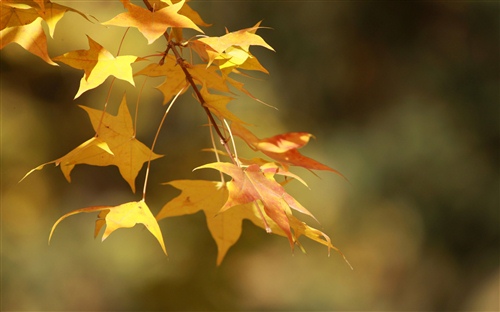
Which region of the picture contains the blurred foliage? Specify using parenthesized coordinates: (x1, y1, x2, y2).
(1, 1, 498, 311)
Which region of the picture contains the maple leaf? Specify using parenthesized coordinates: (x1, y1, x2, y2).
(49, 200, 167, 255)
(198, 86, 245, 125)
(146, 0, 210, 27)
(134, 55, 189, 104)
(194, 162, 318, 249)
(21, 95, 163, 192)
(193, 21, 274, 69)
(0, 2, 55, 65)
(0, 16, 55, 65)
(156, 180, 247, 264)
(1, 1, 92, 65)
(53, 36, 137, 99)
(157, 179, 350, 266)
(103, 0, 203, 45)
(37, 0, 94, 38)
(135, 55, 232, 104)
(230, 122, 346, 178)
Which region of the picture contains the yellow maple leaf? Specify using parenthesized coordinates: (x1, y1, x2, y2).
(49, 200, 167, 255)
(38, 0, 94, 38)
(103, 0, 203, 44)
(136, 55, 233, 104)
(198, 86, 245, 125)
(146, 0, 211, 27)
(158, 179, 349, 266)
(53, 36, 137, 99)
(21, 95, 163, 193)
(134, 55, 189, 104)
(195, 21, 274, 68)
(0, 15, 56, 65)
(1, 1, 92, 65)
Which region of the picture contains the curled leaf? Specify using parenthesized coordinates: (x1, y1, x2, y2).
(49, 200, 167, 255)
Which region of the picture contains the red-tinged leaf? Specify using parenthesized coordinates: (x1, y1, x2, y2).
(231, 122, 346, 178)
(195, 162, 319, 249)
(49, 200, 167, 255)
(103, 0, 203, 44)
(53, 36, 137, 99)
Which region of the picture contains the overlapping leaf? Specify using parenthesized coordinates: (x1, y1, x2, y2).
(50, 200, 167, 255)
(146, 0, 210, 27)
(9, 0, 349, 267)
(21, 95, 162, 192)
(198, 87, 245, 125)
(136, 54, 233, 104)
(231, 122, 345, 177)
(53, 36, 137, 99)
(0, 0, 92, 65)
(190, 21, 273, 71)
(158, 178, 349, 266)
(195, 162, 317, 249)
(103, 0, 203, 44)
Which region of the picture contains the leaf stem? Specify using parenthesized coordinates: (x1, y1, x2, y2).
(95, 77, 116, 137)
(142, 86, 186, 201)
(208, 116, 225, 183)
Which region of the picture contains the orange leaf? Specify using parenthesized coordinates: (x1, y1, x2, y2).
(53, 36, 137, 99)
(195, 162, 317, 249)
(231, 122, 346, 177)
(49, 200, 167, 255)
(103, 0, 203, 44)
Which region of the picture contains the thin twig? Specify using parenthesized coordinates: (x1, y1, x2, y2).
(208, 116, 225, 183)
(142, 86, 186, 200)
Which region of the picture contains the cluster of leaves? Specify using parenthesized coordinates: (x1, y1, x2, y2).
(4, 0, 349, 266)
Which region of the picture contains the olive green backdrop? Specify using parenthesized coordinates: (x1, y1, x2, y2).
(1, 1, 498, 311)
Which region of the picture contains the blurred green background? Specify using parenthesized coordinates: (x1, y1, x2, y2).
(1, 1, 498, 311)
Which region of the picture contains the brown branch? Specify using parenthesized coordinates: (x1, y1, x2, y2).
(142, 0, 238, 165)
(167, 42, 228, 143)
